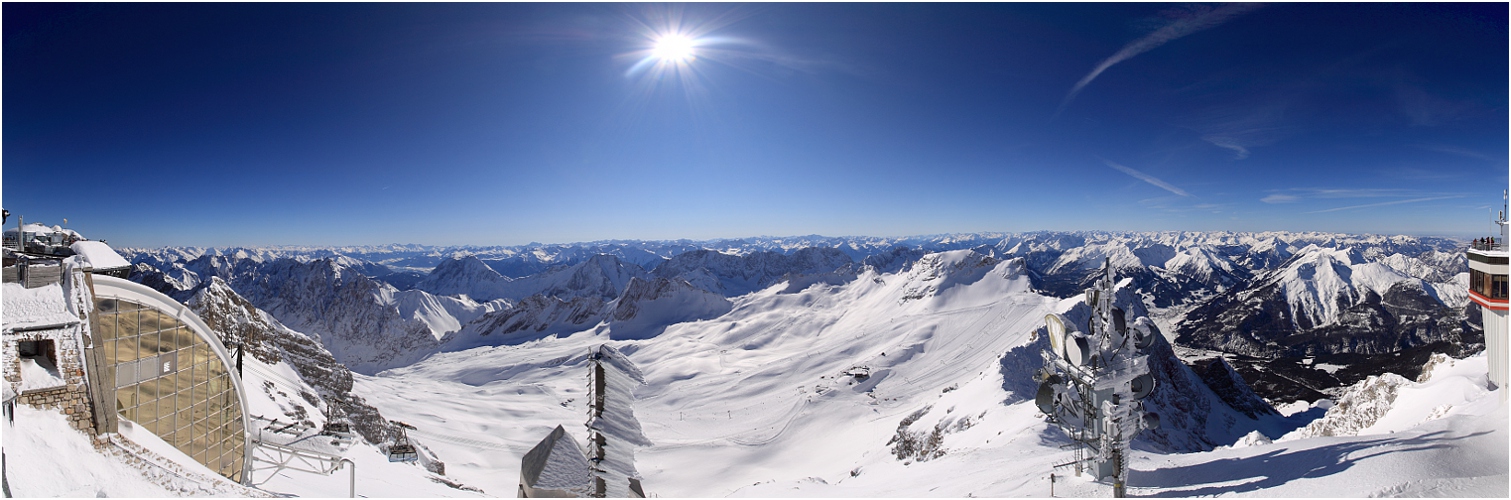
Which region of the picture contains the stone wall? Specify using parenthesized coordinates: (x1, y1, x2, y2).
(4, 326, 96, 433)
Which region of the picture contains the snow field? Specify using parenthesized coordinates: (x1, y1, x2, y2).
(347, 249, 1506, 497)
(5, 406, 205, 497)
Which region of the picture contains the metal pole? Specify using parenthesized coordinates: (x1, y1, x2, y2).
(339, 458, 356, 498)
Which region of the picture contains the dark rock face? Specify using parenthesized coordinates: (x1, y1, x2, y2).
(1177, 276, 1470, 359)
(1189, 357, 1279, 419)
(235, 258, 442, 374)
(652, 247, 855, 296)
(187, 278, 399, 445)
(416, 255, 512, 299)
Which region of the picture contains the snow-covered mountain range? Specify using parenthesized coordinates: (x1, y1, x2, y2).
(121, 230, 1472, 397)
(20, 230, 1494, 497)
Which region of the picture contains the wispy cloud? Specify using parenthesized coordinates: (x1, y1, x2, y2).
(1055, 3, 1261, 118)
(1305, 195, 1464, 214)
(1260, 193, 1299, 204)
(1202, 136, 1251, 159)
(1414, 143, 1492, 161)
(1102, 158, 1192, 197)
(1394, 84, 1471, 127)
(1265, 188, 1412, 200)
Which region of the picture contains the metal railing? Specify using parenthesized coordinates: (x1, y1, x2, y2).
(1471, 238, 1505, 252)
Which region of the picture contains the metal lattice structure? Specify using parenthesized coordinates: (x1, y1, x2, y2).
(246, 415, 356, 497)
(1034, 259, 1160, 498)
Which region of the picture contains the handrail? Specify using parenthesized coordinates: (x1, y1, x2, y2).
(1471, 239, 1505, 251)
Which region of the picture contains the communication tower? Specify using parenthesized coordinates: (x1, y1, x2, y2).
(1034, 259, 1160, 498)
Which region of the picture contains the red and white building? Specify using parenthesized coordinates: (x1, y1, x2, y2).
(1467, 193, 1509, 400)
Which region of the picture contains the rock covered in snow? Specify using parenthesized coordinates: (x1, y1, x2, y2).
(1177, 244, 1470, 358)
(186, 278, 401, 444)
(651, 247, 855, 296)
(1283, 373, 1411, 439)
(610, 277, 732, 340)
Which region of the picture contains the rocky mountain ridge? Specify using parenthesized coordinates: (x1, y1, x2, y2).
(122, 231, 1473, 403)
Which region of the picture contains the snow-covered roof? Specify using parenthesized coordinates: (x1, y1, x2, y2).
(520, 425, 592, 496)
(71, 240, 131, 270)
(1, 282, 80, 332)
(3, 224, 79, 238)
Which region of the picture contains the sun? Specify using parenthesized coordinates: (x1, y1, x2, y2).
(651, 34, 697, 63)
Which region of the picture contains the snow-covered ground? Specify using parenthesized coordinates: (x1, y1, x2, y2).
(7, 242, 1501, 497)
(4, 405, 253, 497)
(347, 251, 1507, 497)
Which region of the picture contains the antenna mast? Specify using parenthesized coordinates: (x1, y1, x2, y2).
(1034, 258, 1159, 498)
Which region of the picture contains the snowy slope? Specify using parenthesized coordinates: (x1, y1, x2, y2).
(344, 250, 1391, 498)
(5, 406, 239, 497)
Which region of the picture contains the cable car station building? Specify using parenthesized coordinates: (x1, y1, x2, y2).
(1468, 197, 1510, 400)
(4, 241, 252, 483)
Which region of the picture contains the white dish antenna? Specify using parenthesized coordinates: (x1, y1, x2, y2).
(1064, 333, 1090, 367)
(1045, 314, 1068, 359)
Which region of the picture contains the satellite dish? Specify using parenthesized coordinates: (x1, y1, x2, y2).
(1134, 321, 1159, 350)
(1055, 391, 1082, 420)
(1065, 334, 1090, 367)
(1045, 314, 1067, 359)
(1130, 373, 1156, 400)
(1036, 381, 1056, 415)
(1111, 307, 1127, 336)
(1142, 412, 1160, 430)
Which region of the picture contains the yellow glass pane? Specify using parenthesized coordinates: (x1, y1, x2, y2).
(138, 378, 164, 419)
(116, 336, 140, 365)
(139, 308, 165, 335)
(154, 417, 174, 444)
(166, 326, 195, 352)
(95, 310, 117, 341)
(138, 330, 162, 359)
(192, 384, 210, 413)
(193, 344, 212, 369)
(205, 360, 227, 381)
(116, 387, 138, 421)
(174, 422, 194, 449)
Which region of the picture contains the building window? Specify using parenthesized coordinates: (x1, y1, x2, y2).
(17, 339, 64, 391)
(1494, 274, 1508, 300)
(95, 297, 245, 483)
(17, 339, 57, 368)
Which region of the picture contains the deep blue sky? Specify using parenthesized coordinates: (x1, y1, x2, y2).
(5, 3, 1507, 247)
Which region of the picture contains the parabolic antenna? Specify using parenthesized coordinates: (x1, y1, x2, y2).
(1130, 373, 1156, 400)
(1133, 319, 1158, 350)
(1109, 307, 1128, 347)
(1036, 381, 1056, 415)
(1065, 334, 1090, 367)
(1045, 314, 1068, 359)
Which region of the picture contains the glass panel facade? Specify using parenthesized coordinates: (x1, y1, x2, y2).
(1471, 269, 1508, 300)
(94, 297, 245, 483)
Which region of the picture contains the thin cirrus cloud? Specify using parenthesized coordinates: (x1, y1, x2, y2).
(1305, 195, 1465, 214)
(1263, 188, 1414, 202)
(1102, 158, 1192, 197)
(1260, 193, 1299, 203)
(1413, 143, 1492, 161)
(1054, 3, 1262, 118)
